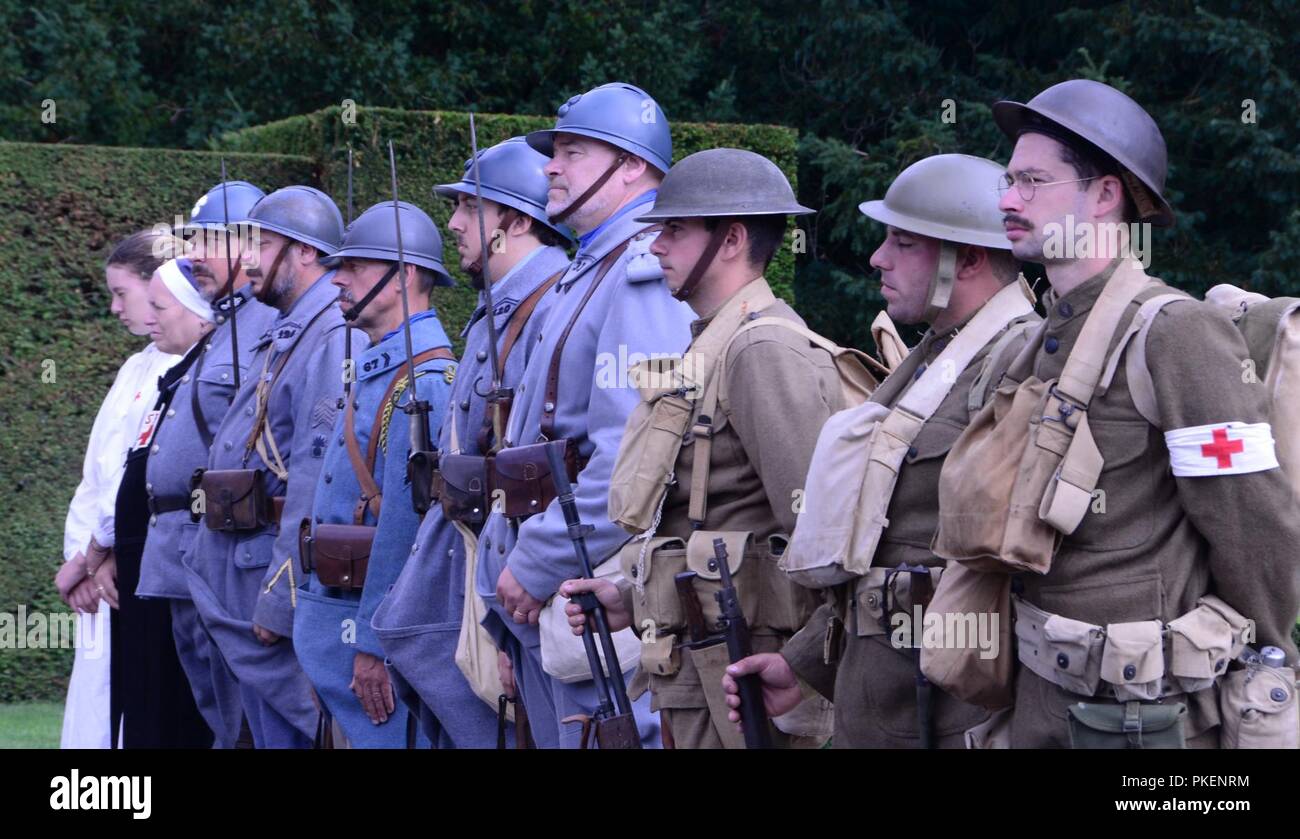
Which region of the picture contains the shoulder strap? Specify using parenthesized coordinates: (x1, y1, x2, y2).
(686, 360, 721, 527)
(1094, 293, 1195, 427)
(497, 268, 565, 382)
(727, 316, 891, 378)
(539, 233, 645, 441)
(1055, 259, 1154, 407)
(896, 280, 1036, 422)
(871, 310, 909, 372)
(968, 316, 1039, 415)
(345, 346, 455, 523)
(243, 303, 334, 464)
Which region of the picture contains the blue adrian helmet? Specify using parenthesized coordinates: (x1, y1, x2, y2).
(435, 137, 572, 240)
(182, 180, 266, 232)
(323, 200, 453, 287)
(247, 185, 345, 257)
(526, 82, 672, 175)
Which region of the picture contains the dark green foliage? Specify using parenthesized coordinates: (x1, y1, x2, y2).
(5, 0, 1296, 350)
(0, 142, 316, 700)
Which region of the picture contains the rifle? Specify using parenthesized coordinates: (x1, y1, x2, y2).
(544, 442, 641, 749)
(386, 141, 438, 516)
(467, 112, 511, 452)
(342, 146, 355, 404)
(711, 538, 773, 749)
(218, 159, 241, 390)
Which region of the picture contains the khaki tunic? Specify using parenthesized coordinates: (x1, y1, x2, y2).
(623, 280, 844, 748)
(994, 261, 1300, 748)
(782, 304, 1038, 748)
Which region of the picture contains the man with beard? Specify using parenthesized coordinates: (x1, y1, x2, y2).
(184, 185, 366, 748)
(136, 180, 277, 747)
(292, 200, 456, 748)
(477, 83, 694, 748)
(373, 137, 571, 747)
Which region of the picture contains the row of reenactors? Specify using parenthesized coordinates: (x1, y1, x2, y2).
(62, 76, 1298, 749)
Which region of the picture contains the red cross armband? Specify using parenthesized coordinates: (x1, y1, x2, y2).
(1164, 421, 1280, 477)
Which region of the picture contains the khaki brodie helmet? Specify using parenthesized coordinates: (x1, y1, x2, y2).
(636, 147, 812, 300)
(992, 78, 1174, 227)
(859, 153, 1013, 323)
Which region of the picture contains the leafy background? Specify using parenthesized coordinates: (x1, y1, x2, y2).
(3, 0, 1299, 698)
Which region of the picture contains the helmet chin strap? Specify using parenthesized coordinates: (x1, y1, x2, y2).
(922, 241, 958, 324)
(671, 217, 733, 301)
(343, 263, 399, 322)
(549, 153, 628, 225)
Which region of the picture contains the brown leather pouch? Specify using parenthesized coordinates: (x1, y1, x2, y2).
(199, 468, 271, 532)
(492, 439, 578, 519)
(439, 453, 492, 525)
(312, 523, 375, 591)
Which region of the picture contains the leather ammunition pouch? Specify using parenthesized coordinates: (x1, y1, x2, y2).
(484, 241, 633, 522)
(198, 468, 273, 532)
(437, 453, 493, 525)
(304, 522, 375, 591)
(491, 439, 579, 519)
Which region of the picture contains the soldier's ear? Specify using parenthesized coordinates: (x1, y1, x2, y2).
(1094, 173, 1126, 222)
(724, 220, 749, 262)
(956, 244, 985, 279)
(622, 153, 650, 184)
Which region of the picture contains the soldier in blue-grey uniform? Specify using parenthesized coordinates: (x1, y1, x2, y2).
(183, 185, 367, 748)
(475, 83, 694, 748)
(291, 200, 456, 748)
(373, 137, 572, 748)
(137, 180, 279, 746)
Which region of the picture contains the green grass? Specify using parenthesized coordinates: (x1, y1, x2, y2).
(0, 702, 64, 749)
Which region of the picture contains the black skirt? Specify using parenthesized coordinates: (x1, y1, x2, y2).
(109, 445, 213, 748)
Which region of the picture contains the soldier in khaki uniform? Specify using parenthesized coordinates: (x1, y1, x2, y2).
(936, 80, 1300, 748)
(559, 148, 845, 748)
(722, 154, 1039, 748)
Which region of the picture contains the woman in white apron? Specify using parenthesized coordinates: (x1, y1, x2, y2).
(54, 229, 183, 748)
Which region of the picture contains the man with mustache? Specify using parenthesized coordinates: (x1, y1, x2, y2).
(720, 154, 1039, 748)
(373, 137, 571, 747)
(476, 82, 693, 748)
(184, 185, 366, 748)
(945, 79, 1300, 747)
(136, 180, 278, 747)
(292, 200, 456, 747)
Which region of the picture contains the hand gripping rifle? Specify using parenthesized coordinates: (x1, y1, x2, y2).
(711, 538, 773, 749)
(545, 442, 641, 749)
(386, 141, 437, 516)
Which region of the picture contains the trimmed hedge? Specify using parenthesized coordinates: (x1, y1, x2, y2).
(0, 142, 316, 701)
(219, 105, 801, 338)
